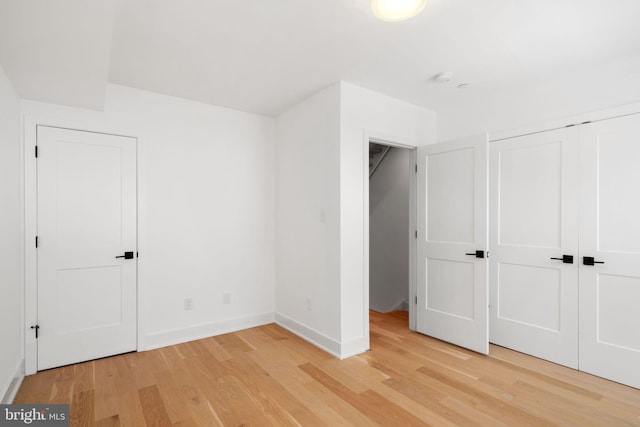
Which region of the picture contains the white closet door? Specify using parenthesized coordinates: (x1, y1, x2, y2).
(489, 127, 580, 368)
(37, 126, 137, 370)
(579, 114, 640, 389)
(416, 135, 488, 354)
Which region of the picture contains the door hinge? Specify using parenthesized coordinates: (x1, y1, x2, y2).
(35, 236, 38, 248)
(415, 164, 418, 173)
(30, 325, 40, 339)
(415, 296, 418, 304)
(35, 146, 38, 158)
(415, 230, 418, 239)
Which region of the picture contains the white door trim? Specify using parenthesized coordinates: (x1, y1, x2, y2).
(362, 129, 419, 351)
(23, 115, 141, 375)
(488, 102, 640, 142)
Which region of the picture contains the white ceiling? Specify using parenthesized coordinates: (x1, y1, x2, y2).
(1, 0, 640, 116)
(0, 0, 115, 110)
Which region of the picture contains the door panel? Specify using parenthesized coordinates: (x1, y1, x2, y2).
(497, 263, 561, 332)
(426, 146, 475, 244)
(497, 142, 562, 248)
(37, 126, 137, 370)
(489, 127, 579, 368)
(427, 258, 475, 319)
(417, 134, 488, 354)
(579, 114, 640, 388)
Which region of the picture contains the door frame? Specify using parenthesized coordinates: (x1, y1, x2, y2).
(363, 130, 418, 350)
(23, 115, 141, 375)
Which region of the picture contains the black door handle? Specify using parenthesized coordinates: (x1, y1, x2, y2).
(583, 256, 604, 266)
(465, 250, 485, 259)
(550, 255, 574, 264)
(116, 251, 134, 259)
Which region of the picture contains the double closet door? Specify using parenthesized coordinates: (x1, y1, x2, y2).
(490, 113, 640, 389)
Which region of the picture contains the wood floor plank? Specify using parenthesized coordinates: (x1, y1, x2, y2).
(138, 385, 172, 427)
(222, 354, 325, 427)
(48, 365, 75, 404)
(111, 362, 148, 427)
(70, 389, 95, 427)
(490, 353, 603, 400)
(370, 380, 463, 427)
(96, 414, 121, 427)
(304, 381, 377, 426)
(299, 362, 430, 426)
(250, 350, 366, 425)
(258, 323, 292, 341)
(152, 368, 194, 425)
(416, 364, 561, 427)
(123, 352, 156, 390)
(508, 379, 630, 427)
(73, 361, 95, 394)
(213, 331, 255, 355)
(361, 351, 490, 426)
(15, 311, 640, 426)
(93, 358, 120, 422)
(163, 358, 225, 427)
(198, 336, 233, 362)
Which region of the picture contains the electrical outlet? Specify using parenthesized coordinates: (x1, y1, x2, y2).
(223, 292, 231, 305)
(306, 297, 312, 311)
(184, 298, 193, 311)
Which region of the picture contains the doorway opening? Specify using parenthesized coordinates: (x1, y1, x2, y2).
(368, 141, 415, 331)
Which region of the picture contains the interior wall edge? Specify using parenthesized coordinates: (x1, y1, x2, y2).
(338, 336, 368, 360)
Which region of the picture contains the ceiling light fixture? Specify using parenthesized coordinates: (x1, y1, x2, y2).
(371, 0, 428, 22)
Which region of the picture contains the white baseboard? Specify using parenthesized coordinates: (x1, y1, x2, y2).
(143, 312, 275, 351)
(1, 359, 25, 404)
(275, 313, 342, 358)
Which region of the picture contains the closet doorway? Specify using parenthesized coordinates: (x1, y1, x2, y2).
(489, 112, 640, 389)
(368, 141, 415, 330)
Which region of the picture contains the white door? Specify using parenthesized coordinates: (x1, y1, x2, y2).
(579, 114, 640, 388)
(489, 127, 580, 368)
(416, 134, 488, 354)
(37, 126, 137, 370)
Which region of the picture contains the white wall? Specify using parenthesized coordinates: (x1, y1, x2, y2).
(339, 82, 436, 356)
(22, 84, 276, 351)
(275, 83, 342, 355)
(0, 65, 23, 401)
(438, 53, 640, 141)
(369, 147, 410, 313)
(275, 82, 435, 358)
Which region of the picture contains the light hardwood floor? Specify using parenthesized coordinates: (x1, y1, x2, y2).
(14, 311, 640, 426)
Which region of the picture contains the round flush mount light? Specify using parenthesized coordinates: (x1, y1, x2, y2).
(371, 0, 428, 22)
